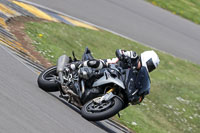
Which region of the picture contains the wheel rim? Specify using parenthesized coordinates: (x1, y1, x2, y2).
(42, 67, 58, 82)
(86, 99, 114, 113)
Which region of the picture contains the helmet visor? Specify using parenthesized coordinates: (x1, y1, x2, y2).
(146, 58, 156, 72)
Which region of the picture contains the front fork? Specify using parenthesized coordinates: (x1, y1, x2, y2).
(93, 87, 116, 104)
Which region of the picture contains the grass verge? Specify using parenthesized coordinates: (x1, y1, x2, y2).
(147, 0, 200, 24)
(25, 21, 200, 133)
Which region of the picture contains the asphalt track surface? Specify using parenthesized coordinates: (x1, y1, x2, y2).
(0, 44, 130, 133)
(26, 0, 200, 64)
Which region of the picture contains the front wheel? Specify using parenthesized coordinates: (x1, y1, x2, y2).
(81, 97, 123, 121)
(37, 66, 59, 92)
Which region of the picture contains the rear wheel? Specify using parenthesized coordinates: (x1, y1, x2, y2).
(81, 97, 123, 121)
(37, 66, 59, 92)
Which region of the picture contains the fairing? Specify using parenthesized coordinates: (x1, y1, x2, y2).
(92, 71, 125, 89)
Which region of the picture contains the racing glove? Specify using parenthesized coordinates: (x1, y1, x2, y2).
(115, 49, 138, 61)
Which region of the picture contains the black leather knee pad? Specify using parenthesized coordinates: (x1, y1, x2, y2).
(87, 60, 100, 68)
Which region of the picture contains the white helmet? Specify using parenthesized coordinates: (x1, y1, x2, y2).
(140, 50, 160, 72)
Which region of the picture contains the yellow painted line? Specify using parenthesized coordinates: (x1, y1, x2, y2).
(0, 3, 19, 17)
(12, 1, 58, 22)
(0, 35, 25, 52)
(14, 41, 22, 47)
(60, 15, 99, 31)
(0, 37, 26, 52)
(0, 17, 7, 28)
(0, 37, 38, 61)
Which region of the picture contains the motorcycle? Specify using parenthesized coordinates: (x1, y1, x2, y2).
(37, 48, 151, 121)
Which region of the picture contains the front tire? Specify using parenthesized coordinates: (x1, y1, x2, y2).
(37, 66, 59, 92)
(81, 97, 123, 121)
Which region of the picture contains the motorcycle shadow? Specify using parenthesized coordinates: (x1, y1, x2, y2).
(48, 92, 130, 133)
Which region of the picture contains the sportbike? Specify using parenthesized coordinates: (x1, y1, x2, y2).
(38, 48, 150, 121)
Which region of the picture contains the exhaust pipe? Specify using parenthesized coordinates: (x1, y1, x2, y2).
(57, 55, 70, 93)
(57, 55, 69, 84)
(57, 55, 69, 73)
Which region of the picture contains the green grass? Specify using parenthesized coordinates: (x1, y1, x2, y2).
(25, 21, 200, 133)
(147, 0, 200, 24)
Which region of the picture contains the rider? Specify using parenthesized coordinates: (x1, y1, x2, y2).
(70, 49, 160, 104)
(76, 49, 160, 77)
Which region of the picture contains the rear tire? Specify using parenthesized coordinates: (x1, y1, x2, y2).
(37, 66, 59, 92)
(81, 97, 123, 121)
